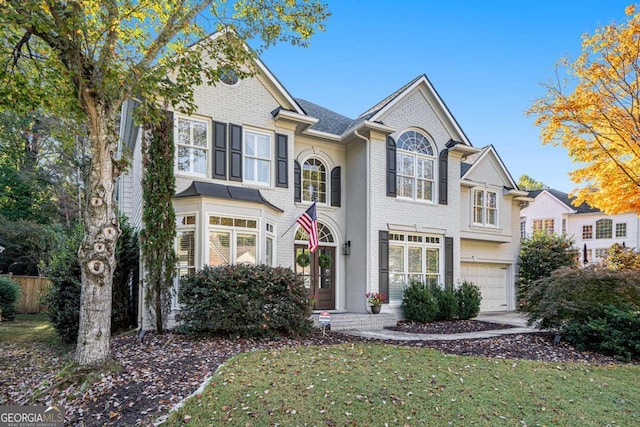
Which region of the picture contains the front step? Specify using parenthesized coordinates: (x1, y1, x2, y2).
(311, 312, 397, 331)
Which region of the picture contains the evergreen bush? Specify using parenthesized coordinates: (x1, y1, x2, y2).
(456, 281, 482, 320)
(0, 276, 21, 321)
(431, 286, 458, 320)
(177, 264, 312, 338)
(401, 280, 438, 323)
(563, 304, 640, 362)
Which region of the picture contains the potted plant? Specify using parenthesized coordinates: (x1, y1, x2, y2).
(365, 292, 386, 314)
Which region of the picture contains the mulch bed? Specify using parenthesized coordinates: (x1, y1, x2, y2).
(387, 319, 515, 334)
(1, 321, 633, 426)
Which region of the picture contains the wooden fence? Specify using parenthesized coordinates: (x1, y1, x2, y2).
(1, 274, 50, 314)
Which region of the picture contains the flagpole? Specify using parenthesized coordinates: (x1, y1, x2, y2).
(280, 202, 316, 238)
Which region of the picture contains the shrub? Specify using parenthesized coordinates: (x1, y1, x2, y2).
(0, 276, 21, 321)
(401, 280, 438, 323)
(43, 223, 82, 343)
(177, 264, 312, 338)
(517, 233, 577, 310)
(456, 281, 482, 320)
(522, 267, 640, 329)
(431, 287, 458, 321)
(43, 217, 140, 343)
(563, 304, 640, 362)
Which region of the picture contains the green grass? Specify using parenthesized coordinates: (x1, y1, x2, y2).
(166, 343, 639, 427)
(0, 313, 59, 346)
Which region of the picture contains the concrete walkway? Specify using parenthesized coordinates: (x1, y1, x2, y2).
(340, 311, 539, 341)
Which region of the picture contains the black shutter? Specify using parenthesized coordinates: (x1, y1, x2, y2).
(213, 121, 227, 179)
(379, 230, 389, 303)
(229, 124, 242, 182)
(439, 149, 448, 205)
(275, 133, 288, 188)
(331, 166, 341, 207)
(444, 236, 454, 290)
(294, 160, 301, 202)
(386, 136, 396, 197)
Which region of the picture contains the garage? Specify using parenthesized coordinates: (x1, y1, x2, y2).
(460, 263, 508, 312)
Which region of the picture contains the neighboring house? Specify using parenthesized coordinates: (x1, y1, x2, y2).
(118, 48, 529, 329)
(520, 189, 640, 263)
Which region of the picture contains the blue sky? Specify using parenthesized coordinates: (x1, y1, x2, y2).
(260, 0, 633, 192)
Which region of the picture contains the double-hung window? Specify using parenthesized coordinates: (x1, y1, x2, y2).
(388, 233, 441, 303)
(244, 130, 271, 186)
(472, 189, 498, 226)
(176, 117, 208, 175)
(208, 215, 258, 266)
(396, 130, 436, 202)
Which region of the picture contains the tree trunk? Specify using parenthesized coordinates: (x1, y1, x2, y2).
(75, 106, 120, 366)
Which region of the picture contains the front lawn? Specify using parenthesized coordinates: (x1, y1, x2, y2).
(166, 343, 639, 426)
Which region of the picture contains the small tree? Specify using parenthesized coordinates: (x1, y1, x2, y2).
(518, 233, 577, 312)
(599, 243, 640, 271)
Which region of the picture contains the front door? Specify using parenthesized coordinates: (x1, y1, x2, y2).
(294, 245, 335, 310)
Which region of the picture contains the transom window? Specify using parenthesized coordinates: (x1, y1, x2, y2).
(533, 219, 554, 235)
(396, 130, 435, 202)
(295, 223, 334, 243)
(208, 214, 258, 267)
(302, 158, 327, 203)
(388, 232, 442, 303)
(176, 117, 208, 175)
(244, 130, 271, 186)
(472, 189, 498, 226)
(595, 219, 612, 239)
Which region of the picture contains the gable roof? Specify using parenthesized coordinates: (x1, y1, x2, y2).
(460, 145, 519, 189)
(527, 188, 601, 214)
(360, 74, 472, 146)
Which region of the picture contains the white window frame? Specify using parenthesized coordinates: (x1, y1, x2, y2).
(302, 156, 328, 204)
(243, 128, 272, 187)
(396, 130, 436, 203)
(595, 219, 613, 239)
(174, 213, 198, 308)
(582, 225, 593, 240)
(472, 188, 498, 227)
(388, 233, 442, 303)
(175, 116, 209, 176)
(207, 214, 259, 267)
(615, 222, 627, 238)
(533, 219, 554, 235)
(265, 221, 276, 267)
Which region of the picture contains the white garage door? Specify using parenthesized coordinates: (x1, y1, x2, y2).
(460, 263, 507, 312)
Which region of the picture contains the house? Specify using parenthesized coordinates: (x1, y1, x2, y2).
(520, 188, 640, 263)
(118, 48, 530, 329)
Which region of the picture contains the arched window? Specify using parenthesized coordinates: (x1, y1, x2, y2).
(396, 130, 436, 202)
(295, 223, 334, 243)
(302, 158, 327, 203)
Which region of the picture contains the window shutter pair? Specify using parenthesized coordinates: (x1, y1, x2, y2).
(212, 121, 241, 181)
(293, 162, 341, 206)
(212, 122, 288, 187)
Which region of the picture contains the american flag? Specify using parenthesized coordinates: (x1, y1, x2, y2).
(296, 202, 319, 253)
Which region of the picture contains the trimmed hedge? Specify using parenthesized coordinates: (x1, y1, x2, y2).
(177, 264, 313, 338)
(456, 281, 482, 320)
(401, 281, 438, 323)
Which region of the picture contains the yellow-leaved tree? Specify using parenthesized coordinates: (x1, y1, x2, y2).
(528, 5, 640, 214)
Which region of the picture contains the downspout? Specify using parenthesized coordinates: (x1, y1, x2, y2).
(353, 129, 370, 309)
